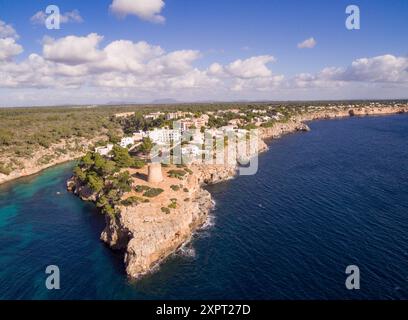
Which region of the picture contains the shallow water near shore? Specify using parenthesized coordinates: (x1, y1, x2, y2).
(1, 114, 408, 299)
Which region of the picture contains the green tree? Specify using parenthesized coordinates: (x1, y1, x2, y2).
(87, 172, 104, 193)
(139, 137, 153, 154)
(80, 152, 94, 169)
(112, 145, 134, 168)
(131, 157, 146, 169)
(94, 153, 117, 176)
(112, 171, 132, 194)
(73, 166, 86, 182)
(107, 131, 121, 144)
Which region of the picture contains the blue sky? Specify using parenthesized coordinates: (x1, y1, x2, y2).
(0, 0, 407, 106)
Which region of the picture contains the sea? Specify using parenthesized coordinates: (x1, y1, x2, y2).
(1, 114, 407, 299)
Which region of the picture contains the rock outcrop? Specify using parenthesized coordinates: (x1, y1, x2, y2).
(100, 166, 216, 278)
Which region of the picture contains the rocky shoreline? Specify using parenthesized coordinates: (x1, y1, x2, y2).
(0, 136, 104, 186)
(67, 105, 407, 279)
(2, 105, 405, 279)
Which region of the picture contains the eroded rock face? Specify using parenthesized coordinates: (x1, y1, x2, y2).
(119, 188, 213, 278)
(67, 177, 97, 201)
(100, 215, 131, 251)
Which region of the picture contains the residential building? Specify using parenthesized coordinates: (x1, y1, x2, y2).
(120, 137, 135, 148)
(181, 145, 201, 156)
(114, 112, 134, 118)
(95, 144, 113, 156)
(132, 131, 146, 142)
(148, 128, 182, 144)
(144, 112, 164, 120)
(180, 115, 209, 131)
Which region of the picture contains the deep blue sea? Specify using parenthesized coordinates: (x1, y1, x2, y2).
(1, 114, 408, 300)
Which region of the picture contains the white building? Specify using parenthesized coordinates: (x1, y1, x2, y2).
(182, 144, 201, 156)
(95, 144, 113, 156)
(148, 128, 182, 144)
(120, 137, 135, 148)
(132, 131, 146, 142)
(166, 112, 178, 120)
(144, 112, 164, 120)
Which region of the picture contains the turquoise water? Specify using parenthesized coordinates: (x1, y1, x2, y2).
(1, 114, 408, 299)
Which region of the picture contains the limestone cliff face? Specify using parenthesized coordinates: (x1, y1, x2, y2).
(260, 121, 310, 140)
(195, 164, 237, 185)
(67, 178, 97, 202)
(123, 190, 211, 278)
(100, 170, 215, 278)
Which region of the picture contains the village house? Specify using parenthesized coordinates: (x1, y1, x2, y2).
(132, 131, 146, 142)
(180, 115, 209, 131)
(144, 112, 164, 120)
(120, 137, 135, 148)
(148, 128, 182, 144)
(95, 144, 113, 156)
(114, 112, 135, 118)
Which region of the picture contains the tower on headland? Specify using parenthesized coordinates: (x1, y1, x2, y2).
(148, 163, 163, 184)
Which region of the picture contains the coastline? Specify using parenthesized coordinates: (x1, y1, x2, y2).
(1, 106, 405, 187)
(1, 106, 406, 279)
(69, 105, 407, 279)
(0, 136, 105, 186)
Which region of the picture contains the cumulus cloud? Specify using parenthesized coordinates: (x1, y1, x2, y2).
(0, 38, 23, 60)
(95, 40, 164, 73)
(0, 20, 22, 61)
(43, 33, 104, 65)
(30, 9, 83, 25)
(110, 0, 165, 23)
(293, 55, 408, 88)
(0, 20, 19, 39)
(225, 55, 276, 79)
(341, 55, 408, 83)
(1, 25, 407, 105)
(298, 37, 316, 49)
(208, 63, 224, 76)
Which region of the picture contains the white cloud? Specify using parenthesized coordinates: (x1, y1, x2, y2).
(226, 55, 276, 79)
(94, 40, 163, 73)
(342, 55, 408, 82)
(231, 75, 285, 92)
(0, 38, 23, 60)
(43, 33, 104, 65)
(298, 37, 317, 49)
(110, 0, 165, 23)
(208, 63, 225, 76)
(148, 50, 200, 76)
(1, 26, 407, 105)
(30, 9, 83, 25)
(293, 55, 408, 87)
(0, 20, 19, 39)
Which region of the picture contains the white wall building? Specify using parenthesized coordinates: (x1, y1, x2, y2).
(95, 144, 113, 156)
(182, 145, 201, 156)
(120, 137, 135, 148)
(132, 131, 146, 142)
(148, 128, 182, 144)
(144, 112, 164, 120)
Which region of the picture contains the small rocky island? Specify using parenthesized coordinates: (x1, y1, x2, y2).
(67, 104, 407, 279)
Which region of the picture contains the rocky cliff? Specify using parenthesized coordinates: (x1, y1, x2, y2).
(68, 105, 407, 279)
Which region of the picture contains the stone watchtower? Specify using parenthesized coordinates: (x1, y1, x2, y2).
(147, 162, 163, 184)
